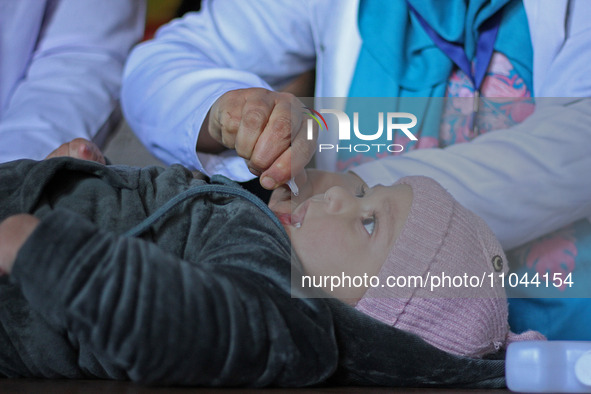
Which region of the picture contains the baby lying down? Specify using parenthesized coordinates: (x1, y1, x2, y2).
(278, 175, 544, 358)
(0, 139, 540, 387)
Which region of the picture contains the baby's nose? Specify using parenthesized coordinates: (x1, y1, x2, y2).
(324, 186, 355, 214)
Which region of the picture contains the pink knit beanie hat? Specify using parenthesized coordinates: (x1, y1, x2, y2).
(355, 176, 544, 358)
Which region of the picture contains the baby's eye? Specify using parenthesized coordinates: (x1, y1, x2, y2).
(355, 184, 367, 198)
(362, 215, 375, 235)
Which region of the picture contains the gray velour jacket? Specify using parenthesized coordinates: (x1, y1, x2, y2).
(0, 158, 505, 388)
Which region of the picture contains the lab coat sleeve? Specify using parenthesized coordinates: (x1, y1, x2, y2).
(121, 0, 316, 179)
(0, 0, 145, 163)
(352, 99, 591, 250)
(10, 209, 337, 386)
(524, 0, 591, 97)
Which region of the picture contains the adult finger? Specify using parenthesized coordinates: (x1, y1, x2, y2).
(208, 90, 244, 149)
(259, 117, 317, 190)
(235, 95, 274, 173)
(268, 168, 309, 209)
(247, 94, 296, 176)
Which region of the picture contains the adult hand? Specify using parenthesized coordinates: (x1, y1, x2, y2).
(200, 88, 317, 190)
(45, 138, 106, 164)
(0, 214, 40, 276)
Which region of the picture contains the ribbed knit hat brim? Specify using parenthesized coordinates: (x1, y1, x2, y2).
(355, 176, 515, 357)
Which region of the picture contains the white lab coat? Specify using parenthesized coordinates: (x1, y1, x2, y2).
(122, 0, 591, 250)
(0, 0, 145, 162)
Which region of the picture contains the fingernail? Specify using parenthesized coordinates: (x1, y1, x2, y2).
(248, 167, 261, 176)
(261, 176, 276, 190)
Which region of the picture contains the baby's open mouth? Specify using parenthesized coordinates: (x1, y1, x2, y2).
(290, 200, 310, 227)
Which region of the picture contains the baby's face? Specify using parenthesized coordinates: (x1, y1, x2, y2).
(282, 184, 413, 303)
